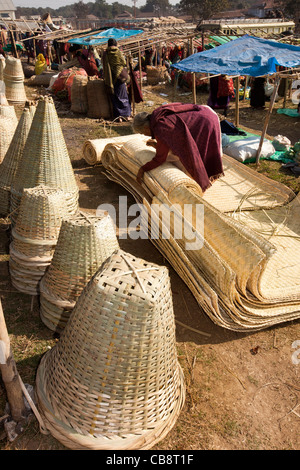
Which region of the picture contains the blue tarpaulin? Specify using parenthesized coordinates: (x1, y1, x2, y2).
(172, 35, 300, 76)
(68, 27, 144, 46)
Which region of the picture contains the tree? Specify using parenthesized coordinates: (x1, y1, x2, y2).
(74, 1, 89, 19)
(140, 0, 170, 16)
(178, 0, 229, 21)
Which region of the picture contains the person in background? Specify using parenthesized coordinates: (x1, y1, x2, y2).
(132, 102, 223, 193)
(102, 38, 132, 122)
(250, 77, 266, 109)
(207, 75, 234, 117)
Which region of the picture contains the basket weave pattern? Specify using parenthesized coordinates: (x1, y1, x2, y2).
(9, 186, 69, 295)
(39, 211, 119, 332)
(0, 106, 33, 216)
(36, 250, 185, 450)
(100, 136, 300, 331)
(10, 96, 79, 225)
(3, 57, 27, 104)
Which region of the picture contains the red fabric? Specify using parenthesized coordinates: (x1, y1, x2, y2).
(143, 103, 223, 192)
(52, 68, 88, 101)
(76, 49, 99, 77)
(217, 76, 235, 98)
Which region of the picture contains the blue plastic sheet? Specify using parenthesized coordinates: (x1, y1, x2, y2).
(172, 35, 300, 77)
(68, 27, 144, 46)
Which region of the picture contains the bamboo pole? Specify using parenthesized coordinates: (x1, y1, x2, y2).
(243, 76, 248, 102)
(235, 76, 240, 127)
(192, 73, 197, 104)
(0, 300, 26, 423)
(138, 42, 143, 92)
(283, 77, 289, 108)
(256, 76, 281, 165)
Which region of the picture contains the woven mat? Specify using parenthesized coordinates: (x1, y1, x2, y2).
(100, 136, 300, 331)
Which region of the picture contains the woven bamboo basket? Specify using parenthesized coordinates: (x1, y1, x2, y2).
(39, 210, 119, 332)
(87, 77, 112, 120)
(146, 65, 167, 85)
(71, 74, 88, 114)
(0, 115, 18, 164)
(3, 57, 27, 104)
(9, 186, 69, 295)
(0, 106, 34, 216)
(36, 249, 185, 450)
(10, 96, 79, 226)
(0, 104, 18, 125)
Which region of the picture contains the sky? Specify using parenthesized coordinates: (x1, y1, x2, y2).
(14, 0, 179, 9)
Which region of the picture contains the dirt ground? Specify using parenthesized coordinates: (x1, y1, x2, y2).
(0, 75, 299, 451)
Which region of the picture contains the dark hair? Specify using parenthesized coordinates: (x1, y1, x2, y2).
(108, 38, 117, 47)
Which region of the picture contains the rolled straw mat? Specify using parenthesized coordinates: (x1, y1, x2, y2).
(100, 136, 300, 331)
(36, 250, 185, 450)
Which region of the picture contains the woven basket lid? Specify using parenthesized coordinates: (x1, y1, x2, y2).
(10, 96, 79, 219)
(9, 186, 70, 295)
(39, 210, 119, 331)
(0, 106, 34, 216)
(36, 249, 185, 450)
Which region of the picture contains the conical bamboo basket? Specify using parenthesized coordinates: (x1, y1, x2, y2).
(39, 210, 119, 333)
(0, 105, 34, 216)
(9, 186, 70, 295)
(3, 56, 27, 104)
(0, 115, 17, 164)
(0, 104, 17, 124)
(10, 96, 79, 226)
(36, 249, 185, 450)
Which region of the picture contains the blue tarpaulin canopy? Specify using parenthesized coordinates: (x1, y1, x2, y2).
(68, 27, 144, 46)
(172, 35, 300, 77)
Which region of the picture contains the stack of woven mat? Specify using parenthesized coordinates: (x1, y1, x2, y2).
(93, 134, 300, 332)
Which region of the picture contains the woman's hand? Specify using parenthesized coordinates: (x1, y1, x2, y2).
(146, 139, 157, 149)
(136, 167, 145, 184)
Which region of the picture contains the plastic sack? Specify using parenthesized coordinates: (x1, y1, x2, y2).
(225, 137, 275, 162)
(52, 68, 88, 101)
(272, 135, 291, 151)
(35, 54, 47, 75)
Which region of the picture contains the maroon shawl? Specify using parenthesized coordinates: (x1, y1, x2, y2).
(149, 103, 223, 192)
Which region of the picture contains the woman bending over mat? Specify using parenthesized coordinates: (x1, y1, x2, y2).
(132, 103, 223, 193)
(103, 38, 132, 122)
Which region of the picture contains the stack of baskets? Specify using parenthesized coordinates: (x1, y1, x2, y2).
(9, 186, 69, 295)
(3, 56, 27, 104)
(10, 96, 79, 226)
(0, 105, 34, 216)
(36, 249, 185, 450)
(39, 211, 119, 333)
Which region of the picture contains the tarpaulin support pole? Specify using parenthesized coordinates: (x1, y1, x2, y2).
(192, 73, 197, 104)
(256, 75, 281, 165)
(235, 76, 240, 127)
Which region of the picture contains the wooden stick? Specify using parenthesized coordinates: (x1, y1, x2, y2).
(235, 76, 240, 127)
(192, 73, 197, 104)
(0, 300, 26, 422)
(256, 76, 281, 165)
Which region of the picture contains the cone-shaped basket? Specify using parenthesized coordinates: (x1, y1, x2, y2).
(39, 210, 119, 333)
(10, 96, 79, 226)
(0, 104, 18, 124)
(0, 115, 18, 164)
(36, 249, 185, 450)
(0, 105, 34, 216)
(3, 57, 27, 104)
(9, 186, 70, 295)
